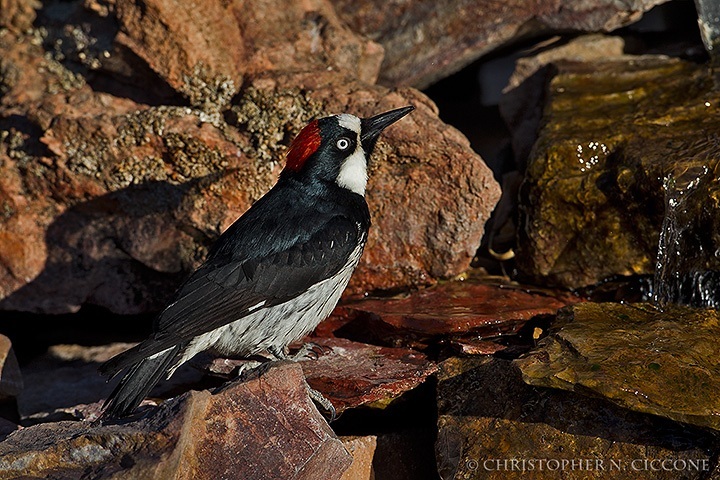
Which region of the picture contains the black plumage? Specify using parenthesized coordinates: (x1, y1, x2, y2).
(99, 106, 413, 418)
(100, 179, 369, 379)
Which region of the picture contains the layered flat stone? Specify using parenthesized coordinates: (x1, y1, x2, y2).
(437, 356, 717, 480)
(334, 275, 580, 347)
(1, 362, 353, 479)
(516, 302, 720, 431)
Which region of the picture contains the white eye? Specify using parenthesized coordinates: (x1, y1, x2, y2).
(336, 138, 351, 150)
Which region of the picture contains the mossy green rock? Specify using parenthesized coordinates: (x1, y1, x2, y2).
(516, 302, 720, 430)
(517, 56, 720, 288)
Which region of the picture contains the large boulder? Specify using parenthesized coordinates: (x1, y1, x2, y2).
(436, 356, 718, 480)
(515, 55, 720, 289)
(516, 302, 720, 431)
(0, 362, 353, 479)
(330, 0, 668, 88)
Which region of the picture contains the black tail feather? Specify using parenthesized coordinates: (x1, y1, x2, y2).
(101, 346, 180, 418)
(99, 341, 156, 379)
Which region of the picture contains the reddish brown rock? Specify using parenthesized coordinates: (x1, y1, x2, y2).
(330, 0, 666, 88)
(299, 337, 437, 412)
(0, 0, 38, 32)
(340, 436, 377, 480)
(205, 337, 436, 413)
(447, 337, 508, 355)
(1, 43, 498, 313)
(0, 362, 353, 479)
(0, 98, 267, 313)
(334, 275, 580, 348)
(0, 0, 498, 314)
(114, 0, 383, 107)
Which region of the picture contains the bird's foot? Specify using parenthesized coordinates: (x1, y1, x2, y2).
(268, 343, 331, 362)
(290, 342, 332, 361)
(268, 345, 289, 361)
(234, 359, 265, 378)
(307, 385, 337, 422)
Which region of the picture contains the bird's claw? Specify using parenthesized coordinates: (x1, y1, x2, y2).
(269, 343, 332, 362)
(291, 342, 332, 361)
(235, 359, 265, 378)
(307, 385, 337, 422)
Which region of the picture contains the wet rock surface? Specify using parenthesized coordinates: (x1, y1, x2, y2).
(517, 302, 720, 431)
(205, 337, 437, 413)
(1, 1, 716, 479)
(332, 275, 580, 348)
(516, 55, 720, 289)
(299, 337, 437, 412)
(500, 34, 628, 169)
(437, 356, 718, 480)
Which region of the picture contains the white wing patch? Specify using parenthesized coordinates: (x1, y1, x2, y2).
(248, 300, 266, 312)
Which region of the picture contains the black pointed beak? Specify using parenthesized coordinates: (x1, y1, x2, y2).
(360, 105, 414, 154)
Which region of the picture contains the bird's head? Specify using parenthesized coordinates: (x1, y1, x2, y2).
(281, 106, 414, 196)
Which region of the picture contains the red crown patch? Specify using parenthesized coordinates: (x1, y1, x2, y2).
(284, 120, 321, 172)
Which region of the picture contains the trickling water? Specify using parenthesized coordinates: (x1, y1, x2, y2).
(652, 164, 720, 308)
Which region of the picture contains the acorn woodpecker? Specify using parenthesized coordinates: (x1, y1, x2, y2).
(99, 105, 415, 418)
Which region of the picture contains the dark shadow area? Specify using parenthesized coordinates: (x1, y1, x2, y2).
(0, 176, 221, 337)
(423, 58, 513, 183)
(0, 176, 223, 423)
(1, 306, 153, 366)
(0, 114, 52, 159)
(333, 380, 441, 480)
(32, 0, 186, 106)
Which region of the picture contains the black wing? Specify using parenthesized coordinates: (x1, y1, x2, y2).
(101, 214, 363, 375)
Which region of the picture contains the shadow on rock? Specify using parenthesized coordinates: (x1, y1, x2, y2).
(32, 0, 184, 106)
(1, 177, 219, 314)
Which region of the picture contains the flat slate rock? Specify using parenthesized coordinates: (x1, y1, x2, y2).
(299, 337, 436, 412)
(207, 337, 436, 413)
(516, 302, 720, 431)
(334, 276, 580, 347)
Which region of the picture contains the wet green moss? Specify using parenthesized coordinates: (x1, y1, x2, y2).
(518, 57, 720, 288)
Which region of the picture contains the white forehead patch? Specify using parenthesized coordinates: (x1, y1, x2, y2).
(337, 114, 361, 134)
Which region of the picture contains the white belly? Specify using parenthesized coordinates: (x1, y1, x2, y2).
(171, 241, 364, 372)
